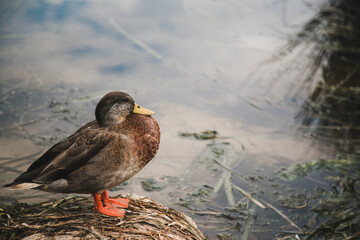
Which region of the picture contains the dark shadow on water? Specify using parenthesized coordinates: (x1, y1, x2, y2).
(264, 0, 360, 239)
(284, 0, 360, 154)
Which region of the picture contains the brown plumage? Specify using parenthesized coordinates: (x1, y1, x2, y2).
(4, 91, 160, 217)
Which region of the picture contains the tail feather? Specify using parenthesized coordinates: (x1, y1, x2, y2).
(4, 182, 42, 190)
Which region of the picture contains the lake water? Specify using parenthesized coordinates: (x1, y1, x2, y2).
(2, 0, 353, 239)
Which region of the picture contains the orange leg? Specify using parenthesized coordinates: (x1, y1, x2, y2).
(92, 193, 126, 217)
(101, 191, 130, 208)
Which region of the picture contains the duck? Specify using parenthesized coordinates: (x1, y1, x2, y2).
(4, 91, 160, 217)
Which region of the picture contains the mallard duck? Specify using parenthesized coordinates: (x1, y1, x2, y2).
(4, 91, 160, 217)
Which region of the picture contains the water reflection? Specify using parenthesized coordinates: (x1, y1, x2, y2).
(293, 0, 360, 153)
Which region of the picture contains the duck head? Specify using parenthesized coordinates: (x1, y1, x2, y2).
(95, 91, 155, 127)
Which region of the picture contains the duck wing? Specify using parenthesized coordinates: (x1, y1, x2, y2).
(5, 120, 115, 187)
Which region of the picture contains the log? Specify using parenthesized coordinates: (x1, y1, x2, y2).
(0, 194, 206, 240)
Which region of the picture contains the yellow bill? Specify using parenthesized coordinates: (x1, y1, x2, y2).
(133, 103, 155, 115)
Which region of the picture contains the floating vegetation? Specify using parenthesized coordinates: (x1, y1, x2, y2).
(0, 194, 206, 240)
(277, 193, 309, 209)
(277, 157, 358, 181)
(191, 184, 214, 198)
(174, 128, 360, 239)
(217, 232, 233, 240)
(276, 154, 360, 239)
(140, 178, 164, 192)
(174, 136, 275, 238)
(109, 182, 129, 191)
(179, 130, 219, 140)
(303, 156, 360, 239)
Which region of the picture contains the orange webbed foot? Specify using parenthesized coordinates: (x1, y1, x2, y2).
(101, 191, 130, 208)
(92, 192, 127, 217)
(98, 205, 126, 217)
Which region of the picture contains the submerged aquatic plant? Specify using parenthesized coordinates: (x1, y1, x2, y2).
(278, 157, 358, 181)
(175, 127, 360, 239)
(279, 154, 360, 239)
